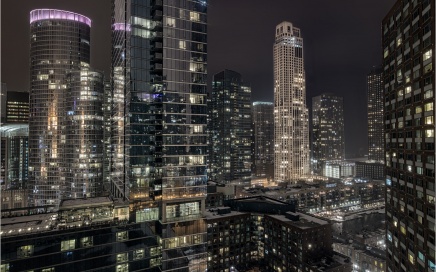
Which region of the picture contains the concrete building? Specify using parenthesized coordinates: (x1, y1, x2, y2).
(333, 242, 385, 272)
(204, 196, 351, 272)
(323, 161, 356, 179)
(210, 70, 252, 184)
(273, 21, 310, 183)
(252, 101, 274, 179)
(383, 1, 435, 271)
(1, 197, 160, 272)
(312, 93, 345, 174)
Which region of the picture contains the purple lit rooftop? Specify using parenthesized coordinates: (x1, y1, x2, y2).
(30, 9, 91, 27)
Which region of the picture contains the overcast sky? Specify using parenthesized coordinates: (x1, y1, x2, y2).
(1, 0, 396, 157)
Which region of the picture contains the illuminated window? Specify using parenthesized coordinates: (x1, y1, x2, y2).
(133, 249, 144, 260)
(17, 245, 34, 258)
(424, 102, 433, 111)
(384, 48, 389, 58)
(116, 252, 128, 263)
(150, 257, 162, 267)
(416, 106, 422, 114)
(0, 264, 9, 272)
(424, 90, 433, 99)
(425, 116, 434, 125)
(179, 40, 186, 49)
(189, 11, 200, 22)
(408, 253, 414, 264)
(150, 246, 161, 256)
(425, 129, 434, 138)
(405, 86, 411, 94)
(42, 269, 54, 272)
(80, 236, 93, 247)
(398, 90, 404, 97)
(116, 264, 128, 272)
(397, 37, 402, 46)
(164, 17, 175, 27)
(423, 49, 432, 61)
(116, 231, 128, 241)
(61, 239, 75, 251)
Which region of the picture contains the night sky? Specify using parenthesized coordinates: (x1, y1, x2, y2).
(1, 0, 396, 157)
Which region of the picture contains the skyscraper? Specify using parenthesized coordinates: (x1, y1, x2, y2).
(252, 101, 274, 179)
(312, 93, 345, 174)
(5, 91, 29, 124)
(383, 1, 435, 271)
(0, 124, 29, 189)
(367, 66, 384, 162)
(65, 68, 104, 199)
(111, 0, 208, 270)
(273, 21, 310, 183)
(29, 9, 103, 209)
(210, 70, 252, 184)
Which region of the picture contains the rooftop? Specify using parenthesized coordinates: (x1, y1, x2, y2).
(267, 212, 329, 229)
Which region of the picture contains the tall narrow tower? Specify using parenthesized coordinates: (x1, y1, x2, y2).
(273, 21, 309, 183)
(367, 66, 384, 162)
(252, 101, 274, 179)
(28, 9, 93, 209)
(312, 93, 345, 173)
(111, 0, 208, 270)
(210, 70, 252, 184)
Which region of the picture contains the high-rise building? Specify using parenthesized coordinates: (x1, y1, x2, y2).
(312, 93, 345, 174)
(383, 1, 435, 271)
(367, 66, 384, 162)
(210, 70, 252, 184)
(64, 68, 104, 199)
(273, 21, 310, 183)
(28, 9, 104, 209)
(0, 124, 29, 189)
(111, 0, 208, 270)
(103, 80, 112, 192)
(252, 101, 274, 179)
(6, 91, 29, 124)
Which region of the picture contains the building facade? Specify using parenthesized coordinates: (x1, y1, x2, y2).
(355, 161, 384, 180)
(65, 68, 104, 199)
(0, 125, 29, 189)
(252, 101, 274, 179)
(383, 0, 435, 271)
(1, 198, 160, 272)
(5, 91, 29, 124)
(312, 93, 345, 174)
(210, 70, 252, 184)
(28, 9, 94, 209)
(110, 0, 208, 270)
(273, 21, 310, 183)
(367, 66, 384, 162)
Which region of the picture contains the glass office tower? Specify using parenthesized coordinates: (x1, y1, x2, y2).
(252, 101, 274, 179)
(210, 70, 252, 184)
(312, 93, 345, 174)
(111, 0, 208, 270)
(273, 21, 310, 183)
(65, 68, 104, 199)
(383, 0, 435, 271)
(29, 9, 92, 209)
